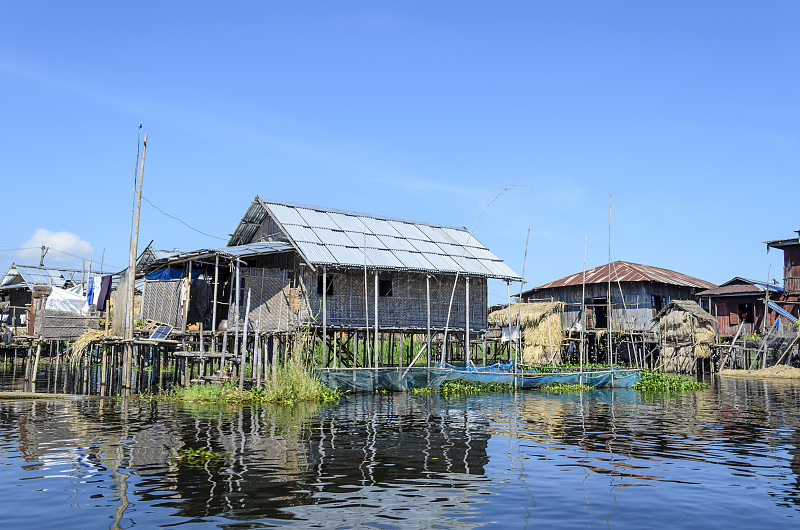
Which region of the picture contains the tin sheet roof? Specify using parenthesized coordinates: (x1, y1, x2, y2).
(526, 261, 716, 293)
(0, 265, 87, 290)
(228, 197, 520, 280)
(138, 241, 294, 273)
(696, 277, 783, 297)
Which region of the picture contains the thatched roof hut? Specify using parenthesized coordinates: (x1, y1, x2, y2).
(488, 302, 563, 364)
(654, 300, 716, 372)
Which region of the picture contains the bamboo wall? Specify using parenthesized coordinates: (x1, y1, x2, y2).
(301, 268, 488, 330)
(141, 279, 186, 329)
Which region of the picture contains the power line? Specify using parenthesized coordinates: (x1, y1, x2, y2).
(141, 195, 227, 240)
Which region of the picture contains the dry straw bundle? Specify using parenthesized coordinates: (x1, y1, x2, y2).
(655, 300, 716, 372)
(68, 329, 107, 365)
(489, 302, 563, 364)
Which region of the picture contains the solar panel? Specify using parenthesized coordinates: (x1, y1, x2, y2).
(149, 325, 173, 340)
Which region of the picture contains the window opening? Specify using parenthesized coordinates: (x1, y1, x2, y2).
(379, 279, 393, 297)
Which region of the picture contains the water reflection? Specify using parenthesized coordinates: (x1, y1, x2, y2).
(1, 376, 800, 527)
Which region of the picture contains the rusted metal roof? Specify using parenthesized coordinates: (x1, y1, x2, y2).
(696, 277, 782, 297)
(765, 230, 800, 249)
(528, 261, 716, 291)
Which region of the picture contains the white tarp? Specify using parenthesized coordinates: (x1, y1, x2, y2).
(501, 325, 520, 343)
(45, 285, 89, 315)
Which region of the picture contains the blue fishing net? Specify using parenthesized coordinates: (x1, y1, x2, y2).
(314, 364, 640, 393)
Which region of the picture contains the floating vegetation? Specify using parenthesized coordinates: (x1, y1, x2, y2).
(538, 382, 594, 393)
(169, 446, 230, 468)
(413, 379, 513, 395)
(526, 362, 612, 373)
(152, 360, 341, 405)
(633, 370, 707, 392)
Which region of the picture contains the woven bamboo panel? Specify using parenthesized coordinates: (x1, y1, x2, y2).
(237, 268, 294, 332)
(141, 279, 186, 328)
(35, 309, 100, 339)
(300, 269, 488, 330)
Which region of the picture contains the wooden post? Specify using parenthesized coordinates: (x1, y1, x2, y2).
(374, 270, 379, 367)
(239, 288, 251, 390)
(426, 274, 431, 369)
(465, 276, 471, 365)
(30, 342, 42, 390)
(183, 260, 192, 332)
(212, 255, 219, 352)
(232, 260, 241, 369)
(322, 266, 327, 367)
(124, 133, 147, 391)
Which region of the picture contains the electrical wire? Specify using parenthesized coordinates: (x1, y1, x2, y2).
(141, 196, 228, 241)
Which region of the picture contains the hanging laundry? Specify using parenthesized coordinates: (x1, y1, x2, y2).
(97, 275, 113, 311)
(92, 275, 102, 305)
(87, 277, 95, 306)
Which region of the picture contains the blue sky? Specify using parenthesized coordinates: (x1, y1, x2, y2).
(1, 2, 797, 306)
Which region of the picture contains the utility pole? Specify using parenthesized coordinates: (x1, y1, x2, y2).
(39, 245, 48, 267)
(124, 133, 147, 391)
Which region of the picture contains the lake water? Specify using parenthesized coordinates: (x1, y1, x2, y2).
(1, 371, 799, 528)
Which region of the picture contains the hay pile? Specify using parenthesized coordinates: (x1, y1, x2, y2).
(68, 329, 107, 365)
(720, 365, 800, 378)
(489, 302, 563, 364)
(655, 300, 716, 373)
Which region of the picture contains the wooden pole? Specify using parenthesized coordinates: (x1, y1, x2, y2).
(233, 260, 241, 369)
(322, 266, 327, 367)
(426, 274, 431, 369)
(239, 288, 251, 389)
(212, 255, 219, 352)
(374, 270, 379, 367)
(465, 276, 471, 365)
(518, 228, 530, 366)
(183, 260, 192, 332)
(124, 133, 147, 391)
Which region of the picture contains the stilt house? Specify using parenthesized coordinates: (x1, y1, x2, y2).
(520, 261, 716, 332)
(696, 278, 785, 336)
(139, 197, 521, 359)
(765, 230, 800, 324)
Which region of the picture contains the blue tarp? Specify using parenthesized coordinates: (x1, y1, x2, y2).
(145, 268, 202, 281)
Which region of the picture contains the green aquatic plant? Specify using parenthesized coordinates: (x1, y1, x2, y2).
(525, 362, 614, 373)
(633, 370, 707, 392)
(169, 446, 230, 467)
(413, 379, 513, 395)
(538, 382, 594, 393)
(153, 359, 341, 406)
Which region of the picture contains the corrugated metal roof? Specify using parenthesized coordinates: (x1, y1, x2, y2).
(696, 277, 782, 297)
(768, 301, 799, 324)
(138, 242, 294, 273)
(226, 197, 521, 280)
(1, 265, 85, 290)
(528, 261, 716, 292)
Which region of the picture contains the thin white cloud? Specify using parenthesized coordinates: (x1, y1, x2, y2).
(17, 229, 93, 265)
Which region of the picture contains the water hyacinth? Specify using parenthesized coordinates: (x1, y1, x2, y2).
(633, 370, 707, 392)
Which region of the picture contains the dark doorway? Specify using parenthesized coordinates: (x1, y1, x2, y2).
(593, 297, 608, 328)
